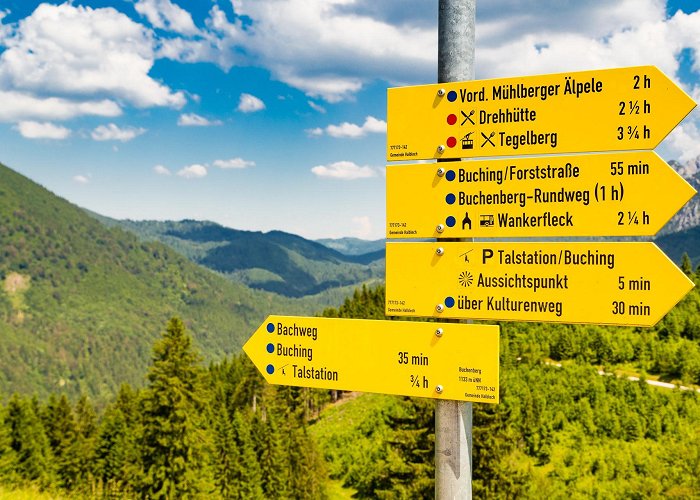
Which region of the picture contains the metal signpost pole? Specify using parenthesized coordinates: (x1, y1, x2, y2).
(436, 0, 476, 498)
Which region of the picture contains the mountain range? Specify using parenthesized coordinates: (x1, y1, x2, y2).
(0, 155, 698, 402)
(96, 218, 384, 298)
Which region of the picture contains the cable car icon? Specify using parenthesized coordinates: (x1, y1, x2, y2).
(461, 132, 474, 149)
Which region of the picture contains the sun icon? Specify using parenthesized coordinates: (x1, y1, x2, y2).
(459, 271, 473, 287)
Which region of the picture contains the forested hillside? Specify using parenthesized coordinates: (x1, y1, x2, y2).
(0, 163, 316, 403)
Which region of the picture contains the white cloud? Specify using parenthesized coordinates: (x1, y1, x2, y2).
(154, 165, 171, 175)
(177, 164, 207, 178)
(477, 0, 663, 47)
(666, 122, 700, 163)
(91, 124, 146, 142)
(212, 158, 255, 169)
(0, 3, 185, 124)
(475, 3, 698, 81)
(169, 0, 434, 102)
(307, 116, 386, 138)
(82, 0, 700, 110)
(311, 160, 377, 180)
(306, 127, 323, 137)
(135, 0, 198, 35)
(0, 91, 121, 122)
(351, 216, 373, 239)
(308, 101, 326, 113)
(177, 113, 222, 126)
(73, 174, 90, 184)
(279, 72, 363, 103)
(323, 116, 386, 138)
(15, 121, 71, 139)
(237, 93, 266, 113)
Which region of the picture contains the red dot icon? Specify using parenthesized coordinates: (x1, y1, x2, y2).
(447, 114, 457, 125)
(446, 136, 457, 148)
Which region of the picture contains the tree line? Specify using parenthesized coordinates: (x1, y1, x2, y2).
(0, 317, 327, 498)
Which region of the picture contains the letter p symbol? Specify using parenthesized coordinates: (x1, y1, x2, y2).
(482, 249, 493, 264)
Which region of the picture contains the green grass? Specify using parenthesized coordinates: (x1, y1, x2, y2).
(0, 485, 64, 499)
(325, 479, 356, 499)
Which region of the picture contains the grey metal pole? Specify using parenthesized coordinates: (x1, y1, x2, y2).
(436, 1, 476, 499)
(438, 0, 476, 83)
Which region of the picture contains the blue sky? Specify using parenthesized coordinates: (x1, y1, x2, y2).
(1, 0, 699, 240)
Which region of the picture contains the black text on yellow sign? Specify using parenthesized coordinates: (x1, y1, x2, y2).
(387, 66, 695, 161)
(243, 316, 500, 404)
(386, 151, 696, 239)
(385, 242, 694, 327)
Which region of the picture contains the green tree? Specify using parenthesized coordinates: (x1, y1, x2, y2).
(209, 388, 264, 499)
(64, 395, 98, 491)
(378, 397, 435, 498)
(274, 386, 327, 499)
(252, 403, 289, 498)
(5, 394, 55, 488)
(0, 403, 19, 483)
(41, 394, 76, 489)
(681, 252, 693, 275)
(139, 317, 214, 498)
(94, 384, 142, 495)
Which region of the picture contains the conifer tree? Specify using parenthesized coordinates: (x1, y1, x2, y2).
(0, 403, 19, 483)
(272, 386, 327, 499)
(209, 386, 264, 499)
(210, 400, 239, 498)
(139, 317, 214, 498)
(681, 252, 693, 275)
(5, 394, 55, 488)
(64, 395, 98, 491)
(252, 399, 289, 499)
(94, 384, 142, 495)
(41, 394, 76, 489)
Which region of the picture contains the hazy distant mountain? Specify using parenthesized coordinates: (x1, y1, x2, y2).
(315, 237, 385, 256)
(107, 220, 385, 298)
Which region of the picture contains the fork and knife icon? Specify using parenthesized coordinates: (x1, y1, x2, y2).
(461, 109, 475, 125)
(481, 131, 496, 147)
(461, 110, 496, 147)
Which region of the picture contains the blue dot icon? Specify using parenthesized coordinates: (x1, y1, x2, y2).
(445, 296, 455, 308)
(266, 364, 275, 375)
(446, 216, 456, 227)
(446, 193, 456, 205)
(266, 343, 274, 353)
(267, 322, 275, 333)
(446, 170, 456, 181)
(447, 90, 458, 102)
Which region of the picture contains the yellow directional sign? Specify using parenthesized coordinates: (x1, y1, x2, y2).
(387, 66, 695, 161)
(243, 316, 500, 403)
(386, 152, 696, 238)
(385, 242, 694, 327)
